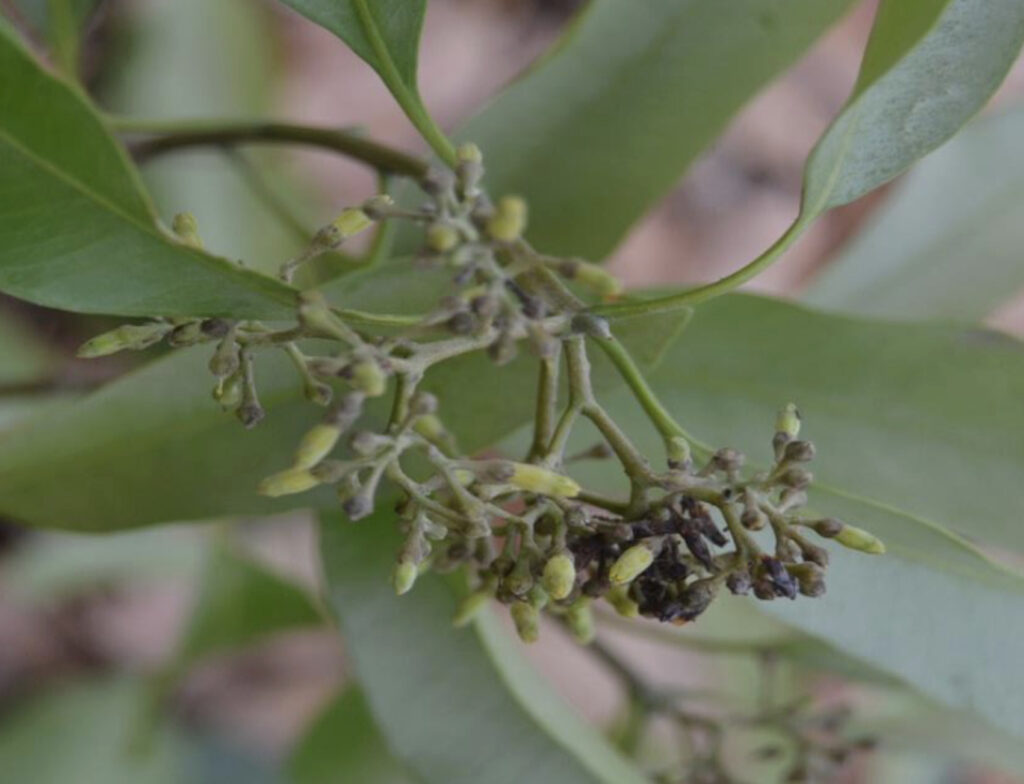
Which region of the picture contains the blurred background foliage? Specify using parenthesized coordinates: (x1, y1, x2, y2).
(1, 1, 1024, 782)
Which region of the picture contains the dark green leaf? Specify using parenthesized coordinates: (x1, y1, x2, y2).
(805, 107, 1024, 321)
(448, 0, 856, 259)
(319, 512, 647, 784)
(0, 20, 296, 318)
(0, 310, 58, 386)
(289, 689, 415, 784)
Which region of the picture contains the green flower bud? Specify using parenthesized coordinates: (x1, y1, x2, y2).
(330, 207, 373, 239)
(457, 143, 482, 164)
(566, 597, 595, 645)
(486, 195, 527, 242)
(606, 585, 640, 618)
(171, 212, 203, 248)
(506, 463, 580, 498)
(258, 467, 320, 497)
(559, 259, 623, 298)
(667, 436, 692, 469)
(452, 589, 490, 628)
(609, 542, 656, 586)
(213, 372, 242, 409)
(426, 222, 460, 252)
(503, 558, 534, 598)
(349, 359, 387, 397)
(510, 600, 539, 643)
(413, 413, 446, 441)
(775, 403, 801, 440)
(392, 559, 418, 596)
(360, 194, 394, 220)
(541, 553, 576, 601)
(208, 336, 240, 378)
(167, 320, 205, 347)
(293, 423, 342, 469)
(77, 323, 169, 358)
(835, 524, 886, 555)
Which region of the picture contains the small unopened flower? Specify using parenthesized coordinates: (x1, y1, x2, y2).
(775, 403, 802, 440)
(606, 584, 640, 618)
(609, 541, 656, 585)
(426, 222, 460, 252)
(171, 211, 203, 248)
(349, 359, 387, 397)
(541, 553, 576, 601)
(452, 589, 490, 628)
(486, 195, 527, 242)
(293, 423, 342, 469)
(558, 258, 623, 298)
(834, 524, 886, 555)
(506, 463, 580, 498)
(510, 600, 539, 643)
(258, 467, 320, 497)
(392, 559, 418, 596)
(566, 597, 595, 644)
(77, 323, 170, 358)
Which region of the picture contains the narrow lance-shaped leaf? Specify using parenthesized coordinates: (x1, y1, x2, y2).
(804, 107, 1024, 321)
(320, 511, 648, 784)
(0, 20, 296, 319)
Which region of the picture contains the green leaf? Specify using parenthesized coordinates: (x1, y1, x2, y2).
(289, 689, 415, 784)
(171, 541, 323, 668)
(561, 293, 1024, 735)
(804, 107, 1024, 321)
(801, 0, 1024, 217)
(446, 0, 857, 260)
(276, 0, 453, 163)
(0, 270, 687, 531)
(0, 310, 58, 387)
(0, 20, 296, 319)
(319, 511, 647, 784)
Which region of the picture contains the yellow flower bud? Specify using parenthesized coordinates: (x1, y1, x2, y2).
(257, 467, 320, 497)
(426, 222, 460, 252)
(171, 212, 203, 248)
(775, 403, 801, 440)
(350, 359, 387, 397)
(834, 524, 886, 555)
(77, 323, 169, 358)
(457, 142, 482, 164)
(566, 597, 595, 645)
(541, 553, 576, 601)
(392, 560, 418, 596)
(609, 542, 655, 585)
(330, 207, 373, 239)
(292, 423, 342, 469)
(452, 589, 490, 628)
(487, 195, 527, 242)
(606, 585, 640, 618)
(565, 259, 623, 298)
(413, 413, 445, 441)
(510, 600, 539, 643)
(507, 463, 580, 498)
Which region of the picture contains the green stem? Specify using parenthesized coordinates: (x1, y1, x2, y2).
(352, 0, 457, 167)
(589, 217, 809, 318)
(108, 116, 428, 178)
(529, 353, 560, 461)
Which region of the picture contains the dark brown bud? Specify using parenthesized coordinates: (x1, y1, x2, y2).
(812, 517, 844, 538)
(237, 402, 264, 429)
(762, 557, 797, 599)
(447, 311, 477, 335)
(682, 529, 715, 571)
(788, 563, 827, 598)
(200, 318, 231, 338)
(782, 439, 816, 462)
(726, 571, 752, 595)
(778, 466, 813, 490)
(711, 447, 744, 472)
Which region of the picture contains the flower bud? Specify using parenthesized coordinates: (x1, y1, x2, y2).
(541, 553, 576, 601)
(171, 212, 203, 248)
(426, 222, 460, 252)
(349, 359, 387, 397)
(350, 430, 389, 457)
(213, 373, 242, 409)
(457, 142, 482, 165)
(360, 194, 394, 220)
(606, 584, 640, 618)
(329, 207, 373, 240)
(559, 259, 623, 298)
(787, 563, 826, 598)
(667, 436, 692, 469)
(782, 440, 816, 463)
(409, 391, 438, 416)
(566, 597, 595, 645)
(835, 524, 886, 555)
(452, 589, 490, 627)
(237, 402, 265, 429)
(711, 447, 744, 472)
(609, 542, 656, 585)
(510, 600, 539, 643)
(167, 320, 204, 347)
(258, 467, 320, 497)
(486, 195, 527, 242)
(778, 466, 813, 490)
(775, 403, 801, 440)
(811, 517, 844, 538)
(77, 323, 170, 358)
(208, 337, 240, 378)
(506, 463, 581, 498)
(293, 423, 342, 469)
(503, 558, 534, 597)
(392, 559, 418, 596)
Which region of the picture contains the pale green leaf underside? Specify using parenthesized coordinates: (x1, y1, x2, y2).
(0, 20, 296, 319)
(805, 107, 1024, 321)
(320, 513, 647, 784)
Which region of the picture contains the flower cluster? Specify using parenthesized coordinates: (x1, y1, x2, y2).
(78, 144, 883, 644)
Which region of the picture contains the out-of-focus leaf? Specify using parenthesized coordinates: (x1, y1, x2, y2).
(319, 511, 647, 784)
(104, 0, 309, 277)
(560, 293, 1024, 735)
(0, 678, 277, 784)
(418, 0, 857, 260)
(0, 269, 687, 530)
(0, 20, 296, 318)
(805, 107, 1024, 321)
(0, 310, 58, 386)
(289, 688, 415, 784)
(171, 542, 323, 669)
